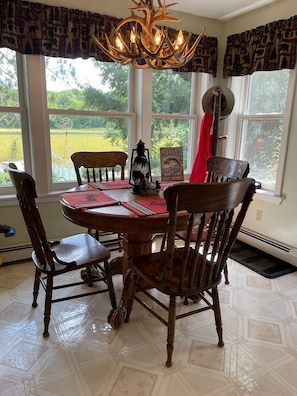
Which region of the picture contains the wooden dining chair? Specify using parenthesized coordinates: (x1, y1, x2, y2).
(8, 165, 117, 338)
(123, 178, 255, 367)
(71, 151, 128, 252)
(206, 156, 250, 183)
(71, 151, 128, 185)
(173, 156, 250, 285)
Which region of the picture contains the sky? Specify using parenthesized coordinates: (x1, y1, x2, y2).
(45, 57, 108, 92)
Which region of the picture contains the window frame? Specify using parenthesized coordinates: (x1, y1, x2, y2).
(0, 51, 212, 200)
(226, 69, 296, 204)
(44, 57, 135, 191)
(0, 50, 31, 196)
(20, 55, 136, 196)
(151, 72, 212, 176)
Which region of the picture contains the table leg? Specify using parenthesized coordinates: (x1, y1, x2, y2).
(121, 232, 153, 277)
(108, 232, 153, 329)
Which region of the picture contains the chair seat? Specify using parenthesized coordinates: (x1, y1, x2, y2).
(132, 248, 221, 296)
(32, 233, 110, 274)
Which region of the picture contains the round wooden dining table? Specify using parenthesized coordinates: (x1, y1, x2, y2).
(60, 183, 188, 327)
(61, 184, 187, 274)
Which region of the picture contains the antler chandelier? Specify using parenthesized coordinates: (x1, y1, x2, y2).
(94, 0, 205, 70)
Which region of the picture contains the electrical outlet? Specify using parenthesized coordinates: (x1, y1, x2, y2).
(256, 209, 262, 221)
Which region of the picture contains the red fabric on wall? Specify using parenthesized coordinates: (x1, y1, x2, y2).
(190, 112, 214, 182)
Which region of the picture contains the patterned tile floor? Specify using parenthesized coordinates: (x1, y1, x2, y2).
(1, 239, 297, 395)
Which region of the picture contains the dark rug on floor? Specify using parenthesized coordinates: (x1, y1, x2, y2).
(230, 240, 297, 279)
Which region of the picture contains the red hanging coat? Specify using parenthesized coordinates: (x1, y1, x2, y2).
(190, 112, 214, 182)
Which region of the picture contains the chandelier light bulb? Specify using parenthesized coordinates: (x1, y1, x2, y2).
(154, 30, 162, 46)
(130, 29, 136, 44)
(115, 36, 124, 51)
(175, 30, 184, 48)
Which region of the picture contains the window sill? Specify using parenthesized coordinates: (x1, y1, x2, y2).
(0, 191, 61, 207)
(0, 194, 18, 207)
(1, 186, 285, 207)
(254, 189, 285, 205)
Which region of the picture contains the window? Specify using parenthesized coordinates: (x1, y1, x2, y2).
(229, 69, 295, 197)
(151, 69, 199, 176)
(0, 48, 25, 186)
(0, 50, 210, 196)
(45, 57, 130, 183)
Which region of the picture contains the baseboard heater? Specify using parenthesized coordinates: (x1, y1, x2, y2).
(1, 229, 297, 268)
(0, 243, 32, 265)
(237, 227, 297, 267)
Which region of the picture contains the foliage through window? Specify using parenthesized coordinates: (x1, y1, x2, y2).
(45, 57, 130, 182)
(237, 69, 291, 192)
(151, 69, 193, 175)
(0, 48, 24, 185)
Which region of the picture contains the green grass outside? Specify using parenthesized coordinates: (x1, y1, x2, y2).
(0, 129, 126, 165)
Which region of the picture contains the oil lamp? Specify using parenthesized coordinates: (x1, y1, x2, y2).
(129, 140, 152, 194)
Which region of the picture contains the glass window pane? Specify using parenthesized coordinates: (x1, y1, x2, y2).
(50, 115, 129, 182)
(151, 118, 190, 176)
(0, 113, 24, 185)
(45, 57, 129, 111)
(152, 70, 192, 114)
(0, 48, 23, 186)
(0, 48, 19, 107)
(240, 119, 283, 190)
(247, 70, 290, 115)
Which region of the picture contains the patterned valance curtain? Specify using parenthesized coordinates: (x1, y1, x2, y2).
(0, 0, 218, 76)
(176, 35, 218, 76)
(223, 15, 297, 76)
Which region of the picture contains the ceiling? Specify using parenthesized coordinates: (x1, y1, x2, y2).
(172, 0, 279, 21)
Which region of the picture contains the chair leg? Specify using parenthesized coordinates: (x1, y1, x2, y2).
(224, 264, 229, 284)
(124, 269, 137, 323)
(160, 233, 167, 251)
(212, 287, 224, 347)
(103, 260, 117, 310)
(166, 296, 176, 368)
(86, 266, 94, 286)
(32, 268, 41, 308)
(117, 233, 122, 252)
(43, 275, 53, 338)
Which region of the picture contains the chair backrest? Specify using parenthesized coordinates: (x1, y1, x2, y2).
(8, 166, 59, 271)
(163, 179, 255, 290)
(71, 151, 128, 185)
(206, 156, 249, 183)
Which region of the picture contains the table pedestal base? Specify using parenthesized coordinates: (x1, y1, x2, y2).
(108, 232, 153, 328)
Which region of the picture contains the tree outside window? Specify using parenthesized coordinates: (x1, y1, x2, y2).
(238, 69, 290, 192)
(45, 57, 130, 182)
(0, 48, 24, 185)
(151, 69, 193, 175)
